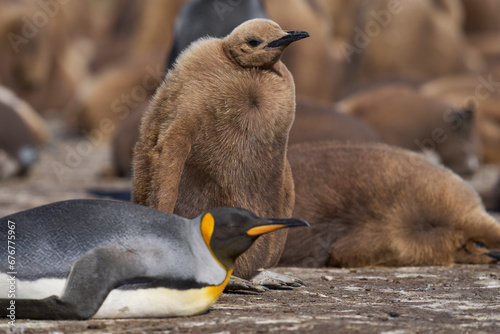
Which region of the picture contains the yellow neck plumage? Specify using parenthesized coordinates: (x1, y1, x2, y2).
(200, 213, 233, 297)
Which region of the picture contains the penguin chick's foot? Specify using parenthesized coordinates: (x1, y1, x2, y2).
(225, 276, 269, 293)
(251, 270, 306, 289)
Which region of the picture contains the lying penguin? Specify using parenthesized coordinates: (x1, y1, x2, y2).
(0, 199, 308, 319)
(280, 141, 500, 268)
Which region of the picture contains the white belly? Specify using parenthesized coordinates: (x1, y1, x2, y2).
(0, 273, 66, 299)
(94, 286, 217, 318)
(0, 273, 221, 318)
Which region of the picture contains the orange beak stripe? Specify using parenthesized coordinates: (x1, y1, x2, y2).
(246, 224, 287, 236)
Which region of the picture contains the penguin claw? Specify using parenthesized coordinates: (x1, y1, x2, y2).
(225, 276, 270, 293)
(225, 271, 306, 293)
(250, 270, 306, 289)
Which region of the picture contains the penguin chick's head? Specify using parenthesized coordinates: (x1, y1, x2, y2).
(456, 240, 500, 264)
(223, 18, 309, 69)
(200, 207, 309, 270)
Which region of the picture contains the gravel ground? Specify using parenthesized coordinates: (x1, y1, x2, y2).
(1, 266, 500, 333)
(0, 119, 499, 333)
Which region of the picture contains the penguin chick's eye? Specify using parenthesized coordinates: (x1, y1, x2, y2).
(475, 241, 486, 249)
(247, 38, 263, 47)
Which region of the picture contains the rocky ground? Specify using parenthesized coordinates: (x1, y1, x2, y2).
(1, 266, 500, 333)
(0, 119, 499, 333)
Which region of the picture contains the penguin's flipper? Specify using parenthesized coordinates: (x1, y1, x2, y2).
(8, 246, 149, 320)
(148, 127, 195, 211)
(1, 296, 86, 320)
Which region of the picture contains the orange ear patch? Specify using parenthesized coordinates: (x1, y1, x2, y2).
(246, 224, 287, 236)
(200, 213, 227, 270)
(200, 213, 215, 246)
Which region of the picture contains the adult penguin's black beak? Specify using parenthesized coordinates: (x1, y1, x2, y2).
(246, 217, 310, 236)
(265, 31, 310, 48)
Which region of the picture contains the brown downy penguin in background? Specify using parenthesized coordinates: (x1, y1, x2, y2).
(420, 73, 500, 165)
(289, 97, 380, 145)
(0, 86, 48, 179)
(337, 84, 481, 177)
(280, 141, 500, 268)
(484, 176, 500, 213)
(0, 1, 88, 114)
(264, 0, 345, 104)
(461, 0, 500, 33)
(132, 19, 308, 280)
(322, 0, 483, 87)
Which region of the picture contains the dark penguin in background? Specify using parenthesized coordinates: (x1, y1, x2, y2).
(0, 199, 308, 320)
(165, 0, 267, 70)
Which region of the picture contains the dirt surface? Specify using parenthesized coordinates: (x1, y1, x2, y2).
(1, 265, 500, 333)
(1, 119, 500, 333)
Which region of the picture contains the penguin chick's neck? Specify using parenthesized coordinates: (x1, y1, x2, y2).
(223, 45, 286, 78)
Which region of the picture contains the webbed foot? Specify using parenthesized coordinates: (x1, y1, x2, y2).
(251, 270, 305, 289)
(225, 276, 269, 293)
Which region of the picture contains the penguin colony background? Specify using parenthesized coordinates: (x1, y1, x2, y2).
(1, 0, 500, 322)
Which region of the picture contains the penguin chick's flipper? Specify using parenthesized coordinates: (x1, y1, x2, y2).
(8, 246, 148, 320)
(251, 270, 305, 289)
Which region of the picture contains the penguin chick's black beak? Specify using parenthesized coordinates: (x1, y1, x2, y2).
(265, 31, 310, 49)
(246, 218, 309, 236)
(486, 251, 500, 261)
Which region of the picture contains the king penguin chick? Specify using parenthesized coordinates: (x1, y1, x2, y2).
(280, 141, 500, 268)
(0, 199, 308, 320)
(132, 19, 309, 281)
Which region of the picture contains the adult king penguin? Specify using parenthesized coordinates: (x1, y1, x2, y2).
(0, 200, 308, 319)
(132, 19, 309, 281)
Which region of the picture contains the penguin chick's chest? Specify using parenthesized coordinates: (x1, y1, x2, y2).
(191, 67, 296, 163)
(174, 44, 295, 140)
(209, 65, 296, 138)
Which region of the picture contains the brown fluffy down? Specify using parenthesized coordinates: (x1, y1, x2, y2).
(280, 141, 500, 268)
(420, 73, 500, 165)
(322, 0, 483, 85)
(337, 84, 481, 177)
(132, 19, 303, 279)
(289, 97, 380, 145)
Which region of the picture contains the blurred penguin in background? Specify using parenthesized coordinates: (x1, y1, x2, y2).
(0, 86, 48, 179)
(166, 0, 267, 70)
